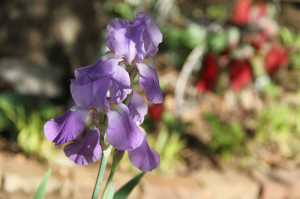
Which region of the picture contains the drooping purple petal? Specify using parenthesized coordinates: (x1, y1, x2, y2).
(136, 58, 163, 104)
(64, 127, 102, 165)
(128, 92, 148, 125)
(128, 133, 160, 171)
(106, 104, 144, 151)
(44, 108, 88, 145)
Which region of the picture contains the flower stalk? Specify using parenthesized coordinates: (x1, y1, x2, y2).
(92, 145, 113, 199)
(101, 150, 124, 199)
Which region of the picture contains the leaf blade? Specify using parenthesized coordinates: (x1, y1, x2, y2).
(113, 172, 145, 199)
(33, 169, 52, 199)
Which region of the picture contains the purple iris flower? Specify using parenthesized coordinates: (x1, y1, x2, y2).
(106, 13, 163, 104)
(44, 13, 162, 171)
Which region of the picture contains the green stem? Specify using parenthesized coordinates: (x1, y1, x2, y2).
(92, 145, 113, 199)
(101, 150, 124, 199)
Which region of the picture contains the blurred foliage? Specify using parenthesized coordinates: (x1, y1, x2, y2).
(203, 113, 246, 160)
(206, 5, 227, 20)
(255, 92, 300, 159)
(207, 31, 227, 53)
(161, 23, 206, 68)
(0, 91, 61, 160)
(103, 0, 143, 20)
(147, 124, 186, 172)
(280, 26, 300, 69)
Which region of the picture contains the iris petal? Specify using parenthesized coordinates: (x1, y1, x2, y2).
(44, 108, 87, 145)
(71, 74, 111, 111)
(74, 59, 102, 79)
(64, 128, 102, 165)
(106, 104, 144, 150)
(71, 58, 131, 111)
(108, 62, 132, 104)
(128, 92, 148, 125)
(136, 58, 163, 104)
(134, 13, 163, 57)
(128, 133, 160, 171)
(106, 13, 162, 63)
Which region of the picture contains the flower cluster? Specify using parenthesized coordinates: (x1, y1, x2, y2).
(44, 13, 163, 171)
(196, 0, 289, 93)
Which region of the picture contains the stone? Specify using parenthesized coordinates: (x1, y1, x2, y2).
(0, 58, 64, 97)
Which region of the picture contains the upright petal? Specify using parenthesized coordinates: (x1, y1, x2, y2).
(136, 58, 163, 104)
(106, 104, 144, 150)
(44, 108, 87, 145)
(71, 58, 132, 111)
(106, 19, 141, 63)
(74, 59, 102, 79)
(64, 127, 102, 165)
(128, 92, 148, 125)
(108, 63, 132, 104)
(128, 133, 160, 171)
(134, 13, 163, 57)
(106, 18, 134, 36)
(70, 74, 111, 111)
(106, 13, 162, 63)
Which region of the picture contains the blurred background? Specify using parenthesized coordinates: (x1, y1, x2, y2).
(1, 0, 300, 198)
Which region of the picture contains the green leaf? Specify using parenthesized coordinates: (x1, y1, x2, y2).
(208, 31, 227, 53)
(279, 26, 294, 46)
(206, 5, 227, 20)
(183, 24, 206, 48)
(113, 172, 145, 199)
(33, 169, 52, 199)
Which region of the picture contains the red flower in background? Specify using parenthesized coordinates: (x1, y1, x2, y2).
(231, 0, 252, 26)
(230, 60, 253, 91)
(249, 32, 266, 50)
(149, 104, 164, 121)
(219, 50, 230, 68)
(265, 46, 289, 75)
(250, 2, 267, 22)
(196, 54, 218, 92)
